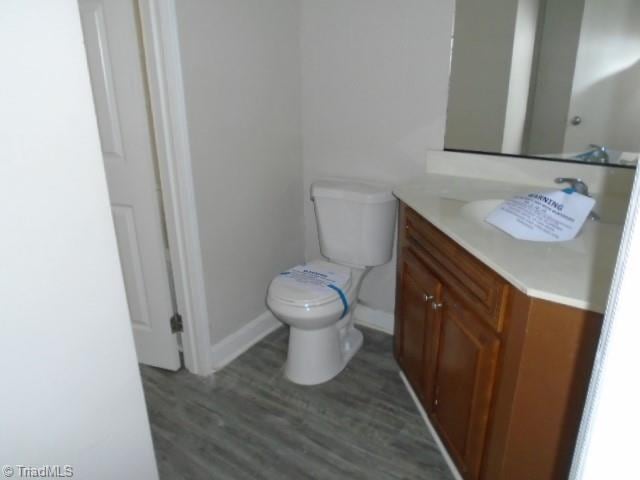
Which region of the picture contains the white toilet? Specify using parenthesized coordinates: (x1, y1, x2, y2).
(267, 179, 397, 385)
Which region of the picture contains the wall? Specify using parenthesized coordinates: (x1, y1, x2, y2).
(569, 169, 640, 480)
(301, 0, 455, 315)
(502, 0, 541, 154)
(175, 1, 304, 344)
(0, 1, 157, 477)
(446, 0, 542, 155)
(526, 0, 585, 155)
(608, 0, 640, 153)
(565, 0, 640, 154)
(426, 150, 635, 199)
(445, 0, 519, 152)
(528, 0, 640, 156)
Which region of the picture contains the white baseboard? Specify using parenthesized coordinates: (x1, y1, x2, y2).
(399, 371, 463, 480)
(209, 304, 391, 372)
(209, 310, 282, 372)
(353, 303, 394, 334)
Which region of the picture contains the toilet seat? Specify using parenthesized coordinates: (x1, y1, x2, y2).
(269, 261, 352, 308)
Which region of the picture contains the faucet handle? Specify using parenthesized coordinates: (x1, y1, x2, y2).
(555, 177, 590, 196)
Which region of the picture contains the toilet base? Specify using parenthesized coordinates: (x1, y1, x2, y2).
(284, 322, 363, 386)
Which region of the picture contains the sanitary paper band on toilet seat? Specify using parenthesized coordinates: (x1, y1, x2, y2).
(326, 284, 349, 319)
(279, 265, 350, 318)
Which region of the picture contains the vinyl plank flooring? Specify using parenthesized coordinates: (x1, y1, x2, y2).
(140, 326, 453, 480)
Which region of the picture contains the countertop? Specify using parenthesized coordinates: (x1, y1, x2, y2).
(394, 174, 626, 313)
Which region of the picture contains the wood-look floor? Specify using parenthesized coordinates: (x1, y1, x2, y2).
(140, 326, 453, 480)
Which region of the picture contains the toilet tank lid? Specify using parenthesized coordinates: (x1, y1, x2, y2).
(311, 179, 395, 204)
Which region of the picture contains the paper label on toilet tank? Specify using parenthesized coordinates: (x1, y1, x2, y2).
(279, 265, 349, 294)
(485, 190, 595, 242)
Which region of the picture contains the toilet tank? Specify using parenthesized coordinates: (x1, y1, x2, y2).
(311, 179, 398, 267)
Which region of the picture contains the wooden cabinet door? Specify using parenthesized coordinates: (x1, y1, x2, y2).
(396, 248, 441, 406)
(432, 288, 500, 480)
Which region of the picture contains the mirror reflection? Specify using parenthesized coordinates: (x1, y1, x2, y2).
(444, 0, 639, 167)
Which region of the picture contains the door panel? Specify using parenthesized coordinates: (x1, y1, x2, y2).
(79, 0, 180, 370)
(111, 205, 153, 329)
(79, 1, 125, 162)
(433, 289, 500, 479)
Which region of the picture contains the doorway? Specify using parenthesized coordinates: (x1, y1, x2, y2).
(77, 0, 211, 374)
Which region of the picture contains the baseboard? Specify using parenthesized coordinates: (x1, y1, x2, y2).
(209, 304, 390, 372)
(210, 310, 282, 372)
(399, 371, 463, 480)
(353, 303, 394, 334)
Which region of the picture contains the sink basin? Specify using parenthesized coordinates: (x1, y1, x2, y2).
(460, 199, 504, 223)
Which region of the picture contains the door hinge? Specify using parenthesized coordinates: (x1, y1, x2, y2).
(170, 313, 183, 333)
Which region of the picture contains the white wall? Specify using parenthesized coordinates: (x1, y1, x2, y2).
(526, 0, 585, 155)
(445, 0, 541, 155)
(175, 1, 304, 342)
(445, 0, 518, 152)
(565, 0, 640, 154)
(301, 0, 455, 315)
(528, 0, 640, 156)
(608, 0, 640, 154)
(502, 0, 541, 154)
(569, 170, 640, 479)
(0, 1, 157, 478)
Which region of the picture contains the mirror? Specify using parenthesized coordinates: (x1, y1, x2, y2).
(444, 0, 639, 168)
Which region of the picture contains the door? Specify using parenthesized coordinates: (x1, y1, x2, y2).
(79, 0, 180, 370)
(563, 0, 640, 154)
(396, 248, 442, 408)
(432, 288, 500, 479)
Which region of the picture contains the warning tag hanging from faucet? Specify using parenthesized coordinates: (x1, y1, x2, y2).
(485, 190, 596, 242)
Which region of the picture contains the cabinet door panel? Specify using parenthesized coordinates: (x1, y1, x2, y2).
(399, 268, 427, 396)
(396, 249, 442, 404)
(433, 289, 500, 479)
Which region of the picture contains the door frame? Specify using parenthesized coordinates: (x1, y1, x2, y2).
(569, 168, 640, 477)
(137, 0, 211, 375)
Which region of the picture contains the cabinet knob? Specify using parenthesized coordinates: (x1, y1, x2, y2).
(424, 294, 434, 302)
(431, 302, 443, 310)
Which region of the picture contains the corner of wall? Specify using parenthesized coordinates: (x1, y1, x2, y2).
(353, 303, 394, 335)
(209, 311, 283, 372)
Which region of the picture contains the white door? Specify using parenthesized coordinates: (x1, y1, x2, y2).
(563, 0, 640, 154)
(79, 0, 180, 370)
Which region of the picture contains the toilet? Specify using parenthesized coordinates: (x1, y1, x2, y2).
(267, 179, 397, 385)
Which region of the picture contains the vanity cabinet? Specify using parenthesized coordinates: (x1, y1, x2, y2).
(394, 202, 603, 480)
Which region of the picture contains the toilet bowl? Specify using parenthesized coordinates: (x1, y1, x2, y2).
(267, 260, 369, 385)
(266, 179, 397, 385)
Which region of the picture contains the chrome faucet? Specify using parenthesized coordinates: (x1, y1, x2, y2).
(574, 144, 610, 164)
(554, 177, 600, 221)
(588, 144, 610, 164)
(555, 177, 590, 196)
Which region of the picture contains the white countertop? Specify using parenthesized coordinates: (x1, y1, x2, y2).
(394, 174, 626, 313)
